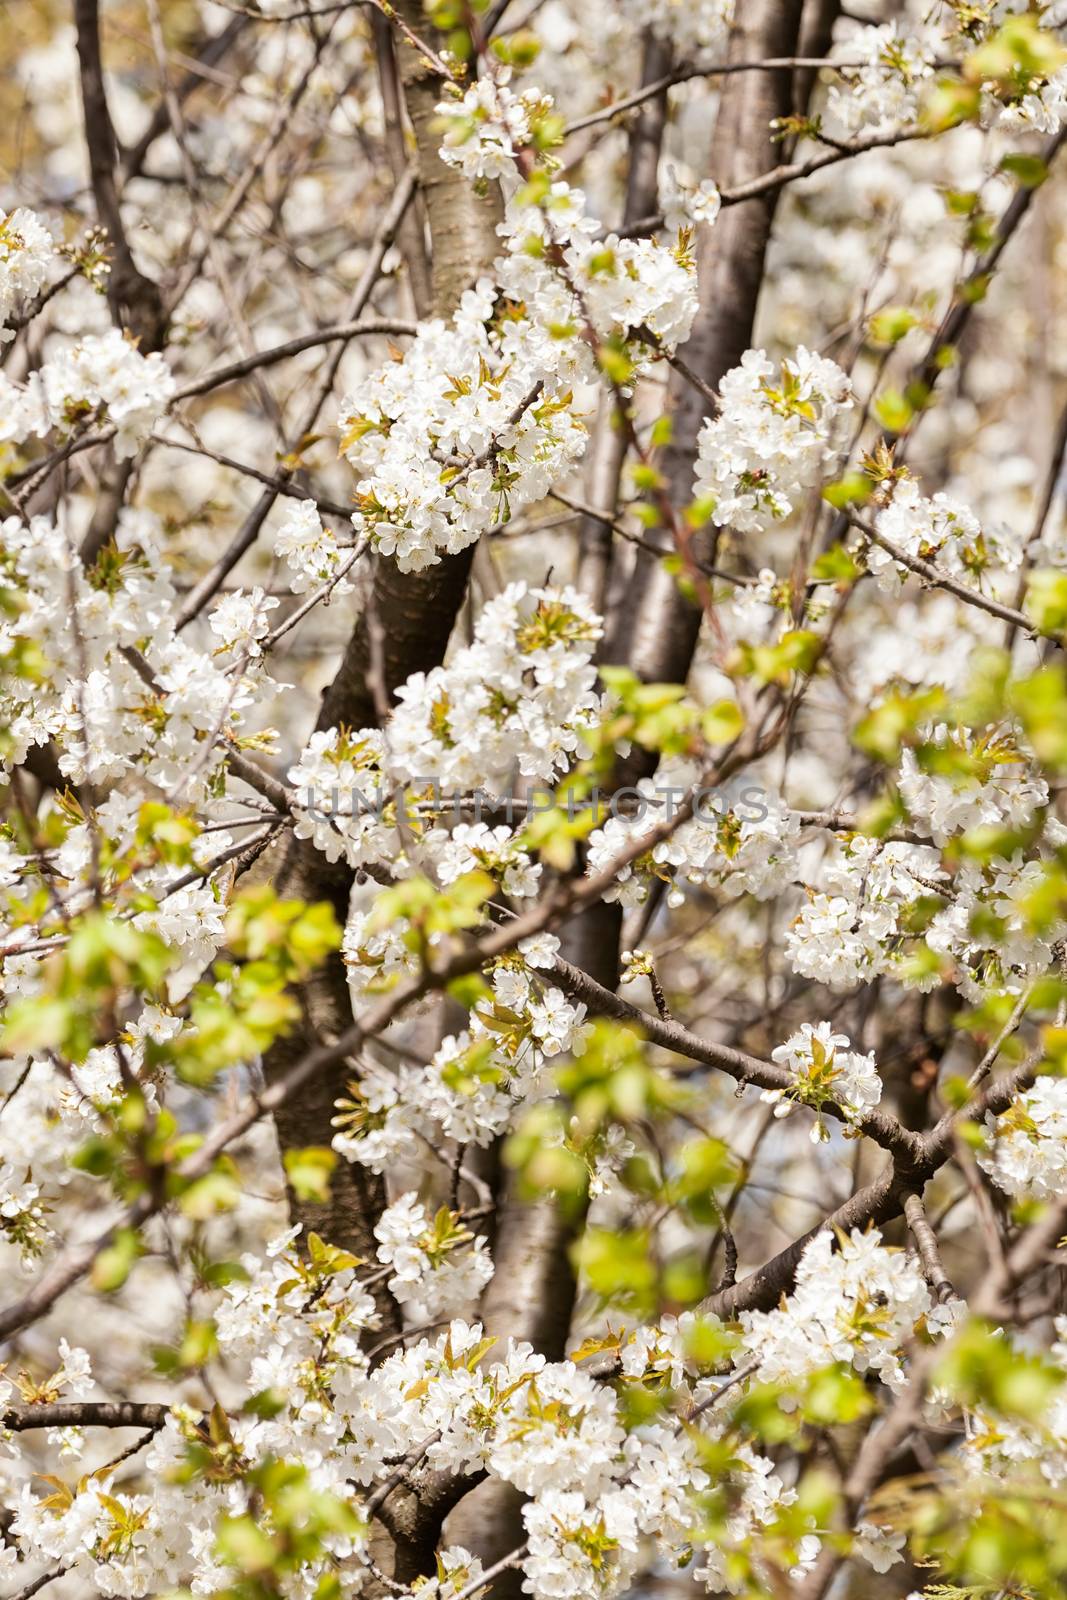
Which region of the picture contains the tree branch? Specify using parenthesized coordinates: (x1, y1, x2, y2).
(74, 0, 165, 347)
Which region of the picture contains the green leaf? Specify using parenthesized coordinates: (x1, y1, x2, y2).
(738, 630, 821, 686)
(811, 542, 862, 581)
(1009, 665, 1067, 769)
(1, 997, 71, 1055)
(242, 1387, 289, 1419)
(936, 1318, 1064, 1420)
(91, 1228, 143, 1293)
(868, 306, 919, 347)
(573, 1227, 658, 1311)
(1024, 568, 1067, 638)
(999, 152, 1049, 188)
(802, 1364, 874, 1425)
(701, 699, 745, 746)
(177, 1318, 218, 1369)
(873, 386, 914, 434)
(853, 686, 947, 764)
(283, 1146, 338, 1205)
(178, 1168, 241, 1220)
(216, 1515, 279, 1574)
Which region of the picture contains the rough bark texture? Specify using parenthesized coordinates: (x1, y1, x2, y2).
(259, 3, 501, 1346)
(74, 0, 166, 349)
(272, 3, 808, 1583)
(442, 12, 828, 1573)
(603, 0, 808, 687)
(444, 906, 621, 1588)
(371, 9, 434, 320)
(395, 3, 504, 316)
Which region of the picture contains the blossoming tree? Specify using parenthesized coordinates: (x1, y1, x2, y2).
(9, 1, 1067, 1597)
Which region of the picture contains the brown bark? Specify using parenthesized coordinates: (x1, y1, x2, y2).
(446, 14, 810, 1576)
(394, 3, 503, 315)
(443, 905, 620, 1588)
(74, 0, 166, 349)
(603, 0, 808, 688)
(793, 0, 842, 121)
(371, 10, 434, 320)
(257, 0, 502, 1389)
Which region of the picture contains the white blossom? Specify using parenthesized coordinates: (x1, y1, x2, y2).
(762, 1021, 882, 1138)
(274, 499, 354, 596)
(374, 1193, 494, 1321)
(825, 22, 941, 137)
(694, 348, 853, 533)
(208, 586, 280, 657)
(979, 1076, 1067, 1200)
(27, 328, 175, 457)
(0, 206, 57, 334)
(870, 478, 1022, 591)
(741, 1228, 932, 1392)
(619, 0, 733, 60)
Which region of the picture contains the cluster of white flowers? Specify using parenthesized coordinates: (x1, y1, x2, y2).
(741, 1227, 936, 1392)
(354, 1317, 793, 1600)
(0, 1275, 793, 1600)
(0, 511, 255, 794)
(494, 1364, 625, 1498)
(446, 82, 701, 361)
(997, 63, 1067, 132)
(208, 585, 280, 658)
(786, 836, 946, 990)
(3, 328, 174, 457)
(587, 776, 799, 908)
(852, 1522, 908, 1575)
(618, 0, 733, 59)
(374, 1193, 494, 1321)
(290, 583, 604, 875)
(986, 8, 1067, 135)
(339, 278, 589, 572)
(0, 206, 57, 334)
(9, 1472, 161, 1596)
(761, 1021, 882, 1139)
(338, 78, 699, 574)
(869, 478, 1022, 590)
(3, 1229, 381, 1598)
(415, 1548, 489, 1600)
(0, 1160, 51, 1264)
(978, 1076, 1067, 1199)
(333, 940, 585, 1168)
(288, 726, 393, 867)
(388, 583, 603, 794)
(898, 730, 1047, 846)
(436, 822, 543, 899)
(825, 22, 942, 137)
(661, 167, 722, 236)
(273, 498, 355, 595)
(957, 1316, 1067, 1488)
(694, 348, 853, 533)
(1, 1001, 968, 1600)
(850, 593, 983, 702)
(790, 827, 1064, 1002)
(925, 847, 1067, 1002)
(437, 73, 548, 185)
(824, 8, 1067, 143)
(522, 1490, 639, 1600)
